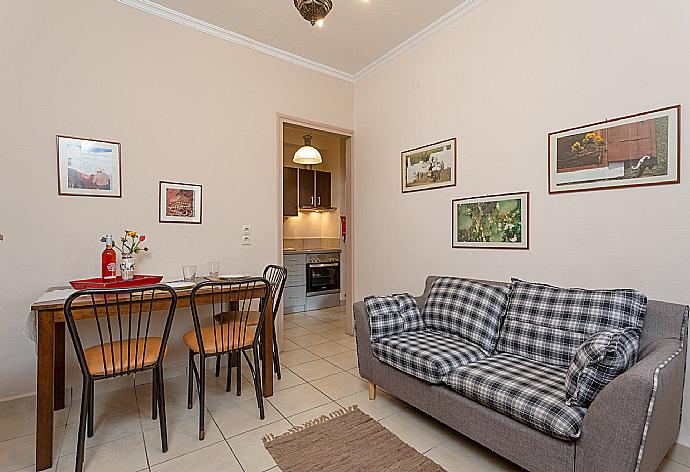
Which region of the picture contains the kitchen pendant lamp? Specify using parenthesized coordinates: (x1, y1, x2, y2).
(294, 0, 332, 27)
(293, 135, 322, 165)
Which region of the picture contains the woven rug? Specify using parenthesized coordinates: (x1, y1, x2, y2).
(263, 405, 446, 472)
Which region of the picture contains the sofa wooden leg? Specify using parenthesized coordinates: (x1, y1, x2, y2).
(368, 381, 376, 400)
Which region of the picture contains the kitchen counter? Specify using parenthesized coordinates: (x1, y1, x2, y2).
(283, 248, 341, 255)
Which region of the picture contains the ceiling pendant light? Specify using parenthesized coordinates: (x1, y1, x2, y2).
(294, 0, 333, 27)
(293, 135, 323, 165)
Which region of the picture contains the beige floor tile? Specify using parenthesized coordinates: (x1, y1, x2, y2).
(306, 342, 352, 358)
(347, 367, 363, 378)
(278, 338, 301, 352)
(144, 415, 224, 465)
(337, 389, 407, 421)
(335, 336, 357, 349)
(324, 351, 358, 370)
(272, 367, 307, 392)
(286, 401, 342, 427)
(424, 435, 522, 471)
(290, 333, 330, 348)
(319, 328, 352, 341)
(149, 441, 242, 472)
(290, 317, 327, 328)
(138, 395, 199, 433)
(56, 433, 147, 472)
(0, 427, 64, 472)
(61, 408, 143, 456)
(283, 327, 312, 339)
(659, 459, 690, 472)
(280, 349, 319, 367)
(209, 397, 282, 439)
(379, 409, 453, 454)
(0, 406, 69, 442)
(290, 359, 343, 382)
(311, 372, 368, 400)
(228, 420, 292, 472)
(267, 384, 331, 417)
(67, 388, 138, 424)
(668, 444, 690, 468)
(0, 396, 37, 419)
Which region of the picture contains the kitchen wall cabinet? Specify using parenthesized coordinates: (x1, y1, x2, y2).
(315, 171, 331, 208)
(283, 167, 333, 216)
(283, 167, 298, 217)
(298, 168, 315, 208)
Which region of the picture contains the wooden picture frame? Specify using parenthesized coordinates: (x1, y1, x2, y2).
(159, 181, 203, 224)
(56, 135, 122, 198)
(452, 192, 530, 250)
(548, 105, 680, 194)
(402, 138, 457, 193)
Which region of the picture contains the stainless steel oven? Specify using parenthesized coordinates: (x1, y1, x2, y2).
(306, 253, 340, 297)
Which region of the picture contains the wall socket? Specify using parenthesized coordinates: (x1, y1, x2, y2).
(241, 225, 252, 245)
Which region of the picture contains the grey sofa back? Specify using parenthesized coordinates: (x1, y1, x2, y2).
(419, 276, 687, 352)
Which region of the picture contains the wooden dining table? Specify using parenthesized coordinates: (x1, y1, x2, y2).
(30, 280, 274, 471)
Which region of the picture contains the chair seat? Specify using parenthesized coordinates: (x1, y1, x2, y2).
(444, 352, 587, 440)
(372, 329, 489, 384)
(213, 310, 261, 326)
(84, 338, 165, 376)
(183, 324, 257, 354)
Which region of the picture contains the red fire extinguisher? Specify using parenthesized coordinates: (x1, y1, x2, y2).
(341, 216, 347, 242)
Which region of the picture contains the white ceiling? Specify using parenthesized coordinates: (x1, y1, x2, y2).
(120, 0, 483, 80)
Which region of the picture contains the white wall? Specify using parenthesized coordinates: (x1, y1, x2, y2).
(0, 0, 352, 399)
(353, 0, 690, 443)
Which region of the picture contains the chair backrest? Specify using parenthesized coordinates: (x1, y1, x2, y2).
(64, 284, 178, 379)
(263, 265, 288, 319)
(189, 277, 270, 356)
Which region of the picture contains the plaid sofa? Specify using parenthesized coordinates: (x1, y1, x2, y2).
(356, 276, 688, 472)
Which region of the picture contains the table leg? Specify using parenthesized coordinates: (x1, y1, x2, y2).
(36, 315, 55, 470)
(262, 295, 274, 397)
(54, 321, 65, 411)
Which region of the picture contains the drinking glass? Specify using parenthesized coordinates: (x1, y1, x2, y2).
(209, 261, 220, 278)
(182, 265, 197, 282)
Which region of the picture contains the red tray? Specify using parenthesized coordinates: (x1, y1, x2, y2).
(70, 275, 164, 290)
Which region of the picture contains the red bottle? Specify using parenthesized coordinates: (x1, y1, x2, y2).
(101, 235, 117, 280)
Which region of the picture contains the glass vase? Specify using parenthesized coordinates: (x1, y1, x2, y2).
(120, 255, 135, 281)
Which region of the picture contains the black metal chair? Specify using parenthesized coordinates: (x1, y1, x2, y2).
(184, 277, 271, 440)
(63, 285, 177, 472)
(213, 265, 288, 381)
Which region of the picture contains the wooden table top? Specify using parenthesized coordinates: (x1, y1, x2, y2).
(31, 279, 268, 312)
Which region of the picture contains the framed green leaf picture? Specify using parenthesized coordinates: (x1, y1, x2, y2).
(452, 192, 530, 249)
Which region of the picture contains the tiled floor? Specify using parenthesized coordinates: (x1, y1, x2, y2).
(2, 306, 688, 472)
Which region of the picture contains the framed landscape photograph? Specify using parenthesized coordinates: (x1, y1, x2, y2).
(159, 181, 202, 224)
(402, 138, 457, 193)
(549, 105, 680, 194)
(56, 135, 121, 197)
(452, 192, 529, 249)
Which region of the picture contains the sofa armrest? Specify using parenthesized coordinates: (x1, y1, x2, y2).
(353, 300, 374, 380)
(576, 337, 686, 472)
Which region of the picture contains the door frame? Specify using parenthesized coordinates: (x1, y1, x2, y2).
(276, 114, 356, 336)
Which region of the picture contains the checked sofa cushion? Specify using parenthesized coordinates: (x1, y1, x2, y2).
(497, 279, 647, 368)
(365, 293, 425, 341)
(372, 330, 488, 384)
(422, 277, 510, 352)
(445, 352, 587, 440)
(565, 327, 641, 408)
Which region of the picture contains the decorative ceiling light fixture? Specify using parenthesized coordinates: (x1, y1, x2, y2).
(293, 135, 323, 165)
(294, 0, 333, 28)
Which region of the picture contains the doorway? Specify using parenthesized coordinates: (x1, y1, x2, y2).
(275, 115, 355, 346)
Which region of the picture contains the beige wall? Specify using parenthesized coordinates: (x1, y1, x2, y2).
(0, 0, 353, 399)
(353, 0, 690, 443)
